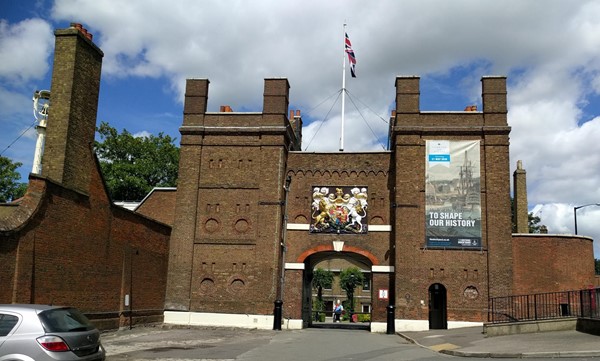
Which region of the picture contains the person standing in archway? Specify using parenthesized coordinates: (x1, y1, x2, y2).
(334, 300, 344, 322)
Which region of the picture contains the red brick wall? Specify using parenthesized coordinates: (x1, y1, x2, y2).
(0, 162, 170, 330)
(283, 269, 303, 319)
(512, 234, 595, 295)
(135, 188, 177, 226)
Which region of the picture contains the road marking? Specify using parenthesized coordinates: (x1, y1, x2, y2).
(429, 343, 460, 351)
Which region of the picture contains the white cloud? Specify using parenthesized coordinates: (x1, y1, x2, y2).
(2, 0, 600, 254)
(0, 18, 53, 85)
(133, 130, 151, 138)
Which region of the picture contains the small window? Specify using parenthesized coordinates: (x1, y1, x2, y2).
(0, 314, 19, 336)
(362, 278, 371, 291)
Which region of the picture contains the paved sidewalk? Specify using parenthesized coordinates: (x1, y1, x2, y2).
(399, 326, 600, 358)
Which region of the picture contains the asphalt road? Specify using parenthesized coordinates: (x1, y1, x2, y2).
(101, 325, 568, 361)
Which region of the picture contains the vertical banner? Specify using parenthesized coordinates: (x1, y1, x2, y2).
(425, 140, 481, 248)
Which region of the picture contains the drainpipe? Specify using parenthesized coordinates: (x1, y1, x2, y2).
(274, 175, 291, 330)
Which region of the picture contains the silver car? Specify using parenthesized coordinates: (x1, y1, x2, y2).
(0, 304, 105, 361)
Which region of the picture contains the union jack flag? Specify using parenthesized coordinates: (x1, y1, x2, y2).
(345, 32, 356, 78)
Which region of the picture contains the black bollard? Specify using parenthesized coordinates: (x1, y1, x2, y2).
(273, 299, 283, 330)
(386, 304, 395, 334)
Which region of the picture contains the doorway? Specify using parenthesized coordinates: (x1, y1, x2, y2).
(302, 250, 372, 330)
(428, 283, 447, 329)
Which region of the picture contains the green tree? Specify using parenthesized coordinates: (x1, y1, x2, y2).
(94, 122, 179, 201)
(528, 212, 542, 233)
(0, 156, 27, 203)
(312, 268, 333, 320)
(595, 259, 600, 275)
(312, 268, 333, 304)
(339, 267, 364, 315)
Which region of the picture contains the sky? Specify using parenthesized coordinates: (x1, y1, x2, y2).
(2, 0, 600, 257)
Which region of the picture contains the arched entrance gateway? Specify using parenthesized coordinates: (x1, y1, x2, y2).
(301, 248, 375, 329)
(282, 182, 394, 331)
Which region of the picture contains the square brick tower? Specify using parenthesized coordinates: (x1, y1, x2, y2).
(165, 78, 300, 314)
(390, 76, 512, 322)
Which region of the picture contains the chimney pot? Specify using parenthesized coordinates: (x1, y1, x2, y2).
(295, 110, 300, 117)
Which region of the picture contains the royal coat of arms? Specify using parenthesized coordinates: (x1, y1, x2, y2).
(310, 186, 368, 234)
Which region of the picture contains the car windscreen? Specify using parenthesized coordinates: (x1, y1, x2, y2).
(38, 308, 95, 332)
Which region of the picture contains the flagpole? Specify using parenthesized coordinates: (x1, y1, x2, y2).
(340, 23, 347, 152)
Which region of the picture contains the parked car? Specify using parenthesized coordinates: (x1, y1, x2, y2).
(0, 304, 105, 360)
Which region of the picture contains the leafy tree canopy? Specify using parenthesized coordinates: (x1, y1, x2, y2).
(312, 268, 334, 303)
(0, 156, 27, 203)
(312, 268, 334, 290)
(94, 121, 179, 201)
(339, 267, 364, 296)
(339, 267, 365, 313)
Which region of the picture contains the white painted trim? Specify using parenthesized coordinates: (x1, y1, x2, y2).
(282, 318, 303, 330)
(285, 263, 305, 270)
(370, 322, 387, 333)
(372, 265, 395, 273)
(163, 312, 483, 332)
(164, 311, 273, 330)
(287, 223, 392, 232)
(448, 321, 484, 329)
(393, 319, 484, 332)
(164, 311, 303, 330)
(368, 225, 392, 232)
(287, 223, 309, 230)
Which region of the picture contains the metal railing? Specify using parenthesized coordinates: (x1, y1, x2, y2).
(488, 287, 600, 324)
(311, 310, 370, 322)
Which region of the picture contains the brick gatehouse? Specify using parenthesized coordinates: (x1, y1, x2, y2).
(164, 76, 594, 331)
(1, 23, 594, 332)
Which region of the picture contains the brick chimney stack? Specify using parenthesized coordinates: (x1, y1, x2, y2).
(42, 23, 103, 194)
(513, 160, 529, 233)
(289, 109, 302, 150)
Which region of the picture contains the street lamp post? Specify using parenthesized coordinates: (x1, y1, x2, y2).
(574, 203, 600, 235)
